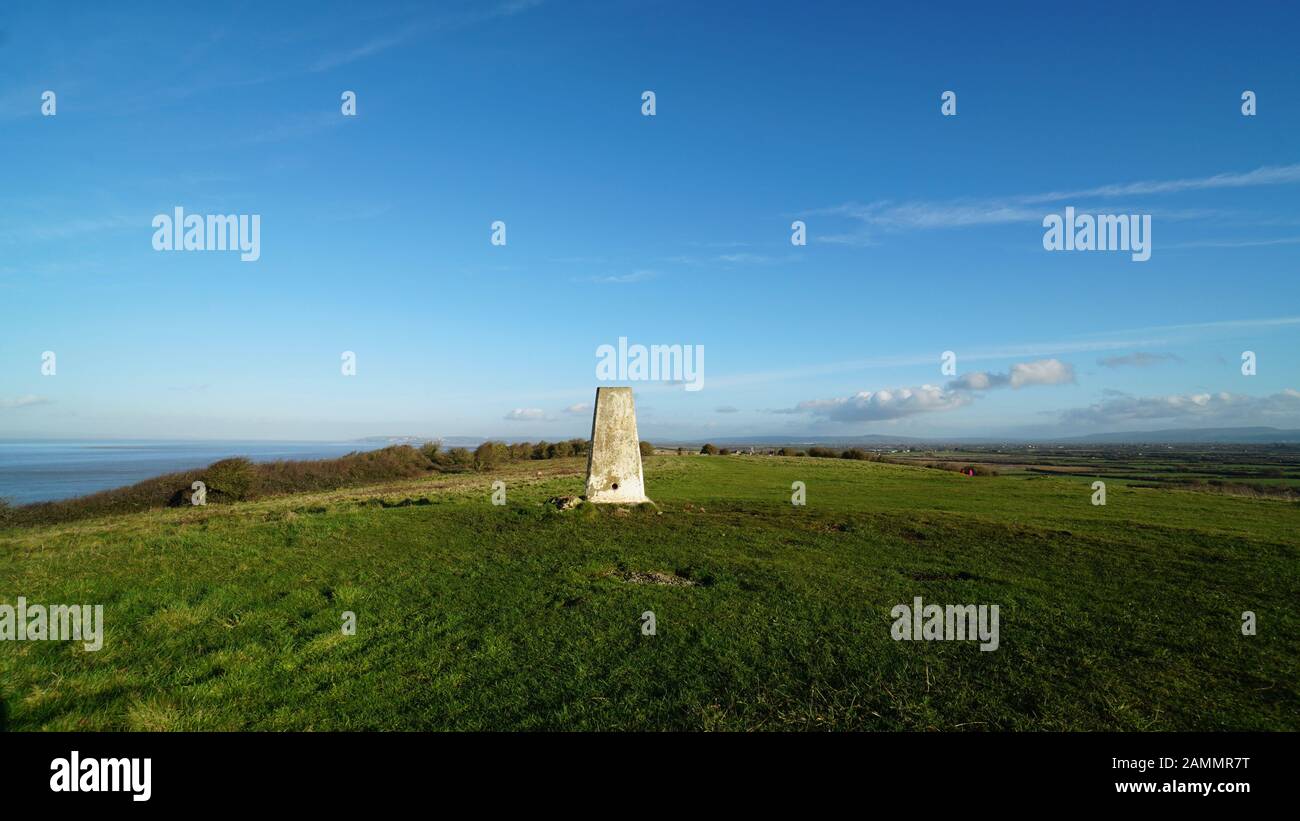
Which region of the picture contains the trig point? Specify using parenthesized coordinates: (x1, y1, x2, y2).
(585, 386, 650, 504)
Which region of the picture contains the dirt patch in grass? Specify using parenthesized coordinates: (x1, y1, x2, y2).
(360, 497, 434, 509)
(603, 568, 699, 587)
(907, 570, 982, 582)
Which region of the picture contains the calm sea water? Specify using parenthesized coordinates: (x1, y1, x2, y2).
(0, 440, 396, 505)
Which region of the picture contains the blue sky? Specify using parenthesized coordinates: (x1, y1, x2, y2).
(2, 0, 1298, 441)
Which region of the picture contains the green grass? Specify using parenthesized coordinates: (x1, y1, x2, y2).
(1, 455, 1296, 731)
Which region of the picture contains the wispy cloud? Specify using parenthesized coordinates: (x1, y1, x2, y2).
(1025, 164, 1300, 202)
(1165, 235, 1300, 250)
(310, 1, 545, 72)
(1098, 352, 1182, 368)
(811, 200, 1043, 231)
(668, 252, 799, 265)
(807, 163, 1300, 241)
(818, 232, 878, 247)
(235, 111, 347, 146)
(717, 253, 776, 264)
(0, 395, 51, 409)
(586, 270, 657, 284)
(0, 214, 137, 245)
(311, 28, 422, 72)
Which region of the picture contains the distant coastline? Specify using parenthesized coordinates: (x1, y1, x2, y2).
(0, 439, 398, 505)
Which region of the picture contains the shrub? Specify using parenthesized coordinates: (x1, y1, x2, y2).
(204, 457, 258, 501)
(700, 443, 718, 455)
(447, 447, 474, 469)
(508, 442, 533, 460)
(808, 447, 840, 458)
(420, 441, 442, 465)
(718, 448, 732, 456)
(639, 441, 655, 458)
(258, 445, 434, 491)
(474, 441, 508, 470)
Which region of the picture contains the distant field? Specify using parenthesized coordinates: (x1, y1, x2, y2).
(883, 445, 1300, 493)
(1, 455, 1296, 730)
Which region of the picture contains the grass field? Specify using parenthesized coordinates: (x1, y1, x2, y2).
(1, 454, 1297, 731)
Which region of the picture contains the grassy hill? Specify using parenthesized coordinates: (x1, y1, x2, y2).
(1, 454, 1296, 730)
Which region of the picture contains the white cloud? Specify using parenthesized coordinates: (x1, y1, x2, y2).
(1060, 389, 1300, 425)
(948, 358, 1075, 390)
(1007, 358, 1076, 388)
(788, 385, 971, 422)
(504, 407, 547, 421)
(562, 403, 591, 416)
(948, 371, 996, 390)
(779, 359, 1075, 425)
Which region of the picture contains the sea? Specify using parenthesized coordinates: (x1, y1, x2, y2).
(0, 439, 399, 505)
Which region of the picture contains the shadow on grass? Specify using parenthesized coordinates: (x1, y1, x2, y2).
(0, 695, 8, 731)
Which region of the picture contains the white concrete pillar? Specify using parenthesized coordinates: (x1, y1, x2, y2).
(585, 387, 650, 503)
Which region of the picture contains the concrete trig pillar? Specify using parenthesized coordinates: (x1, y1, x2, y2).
(585, 387, 650, 503)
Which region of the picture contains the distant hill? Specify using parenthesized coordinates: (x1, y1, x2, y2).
(671, 434, 929, 447)
(668, 427, 1300, 447)
(1059, 427, 1300, 444)
(358, 435, 487, 447)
